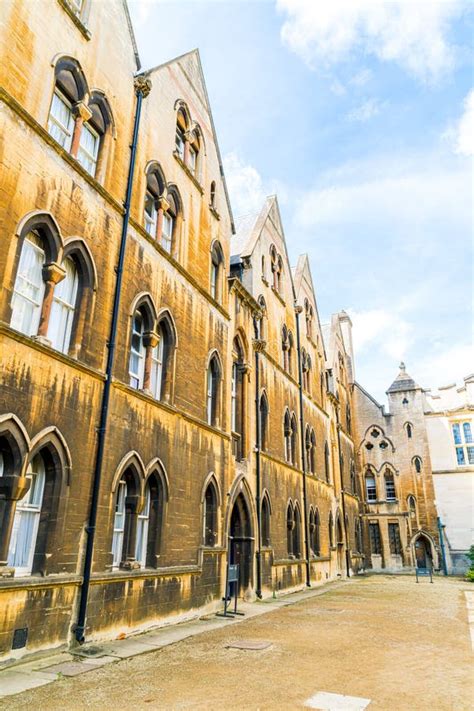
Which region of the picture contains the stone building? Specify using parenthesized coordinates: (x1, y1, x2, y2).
(0, 0, 362, 664)
(353, 364, 441, 572)
(424, 375, 474, 572)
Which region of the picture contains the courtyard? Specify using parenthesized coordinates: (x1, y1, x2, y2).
(1, 575, 472, 710)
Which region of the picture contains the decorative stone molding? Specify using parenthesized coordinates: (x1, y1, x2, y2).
(73, 101, 92, 122)
(134, 75, 152, 98)
(252, 338, 266, 353)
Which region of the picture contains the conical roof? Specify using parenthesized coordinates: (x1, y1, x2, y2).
(386, 362, 420, 393)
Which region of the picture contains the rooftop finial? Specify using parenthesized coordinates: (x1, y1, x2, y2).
(399, 361, 406, 372)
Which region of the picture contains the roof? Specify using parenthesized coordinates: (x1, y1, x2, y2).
(386, 362, 420, 393)
(231, 212, 259, 258)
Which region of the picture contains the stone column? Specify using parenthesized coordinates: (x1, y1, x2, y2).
(183, 130, 194, 166)
(70, 102, 92, 158)
(0, 475, 31, 576)
(142, 330, 160, 394)
(156, 195, 170, 244)
(36, 262, 66, 343)
(121, 494, 142, 570)
(240, 363, 251, 459)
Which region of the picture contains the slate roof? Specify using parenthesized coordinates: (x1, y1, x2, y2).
(386, 362, 420, 393)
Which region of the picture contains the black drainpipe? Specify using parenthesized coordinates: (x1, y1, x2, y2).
(294, 305, 311, 588)
(74, 75, 151, 643)
(253, 317, 263, 599)
(335, 407, 351, 578)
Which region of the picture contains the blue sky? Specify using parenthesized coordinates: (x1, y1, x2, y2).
(128, 0, 473, 403)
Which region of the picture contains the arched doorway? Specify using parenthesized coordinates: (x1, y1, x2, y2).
(414, 534, 433, 569)
(229, 493, 253, 595)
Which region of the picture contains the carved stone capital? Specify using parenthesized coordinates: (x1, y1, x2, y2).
(73, 101, 92, 122)
(0, 475, 31, 501)
(158, 196, 171, 213)
(134, 75, 152, 98)
(143, 330, 160, 349)
(240, 362, 252, 375)
(252, 338, 266, 353)
(295, 305, 303, 314)
(42, 262, 66, 285)
(184, 129, 196, 143)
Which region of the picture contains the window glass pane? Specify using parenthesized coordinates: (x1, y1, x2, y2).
(135, 485, 150, 566)
(48, 258, 78, 353)
(48, 91, 74, 151)
(144, 193, 157, 235)
(150, 334, 164, 400)
(112, 481, 127, 567)
(175, 128, 185, 159)
(77, 124, 99, 176)
(463, 422, 472, 443)
(10, 234, 45, 337)
(467, 446, 474, 465)
(7, 455, 45, 574)
(456, 447, 466, 465)
(129, 311, 145, 388)
(366, 476, 376, 501)
(452, 423, 462, 444)
(162, 213, 173, 253)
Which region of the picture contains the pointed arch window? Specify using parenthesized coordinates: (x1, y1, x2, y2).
(384, 470, 396, 501)
(329, 512, 334, 548)
(257, 296, 266, 340)
(287, 332, 294, 375)
(324, 441, 330, 483)
(408, 495, 417, 521)
(7, 454, 46, 576)
(175, 108, 187, 159)
(305, 427, 316, 474)
(210, 242, 224, 302)
(261, 495, 271, 547)
(282, 325, 289, 370)
(350, 459, 356, 494)
(11, 231, 46, 337)
(204, 482, 218, 547)
(414, 457, 422, 474)
(129, 309, 146, 389)
(111, 467, 141, 569)
(365, 471, 377, 502)
(406, 422, 413, 439)
(259, 392, 269, 452)
(210, 181, 216, 209)
(144, 167, 165, 238)
(231, 338, 245, 459)
(150, 317, 175, 402)
(47, 256, 79, 353)
(162, 192, 178, 254)
(134, 471, 166, 568)
(48, 61, 112, 179)
(207, 355, 221, 426)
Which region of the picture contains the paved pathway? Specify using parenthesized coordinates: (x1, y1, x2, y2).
(1, 575, 472, 710)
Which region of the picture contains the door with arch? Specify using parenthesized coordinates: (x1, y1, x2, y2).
(229, 493, 253, 596)
(414, 535, 432, 569)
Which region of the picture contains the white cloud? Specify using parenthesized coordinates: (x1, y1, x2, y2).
(347, 98, 384, 122)
(454, 89, 474, 156)
(349, 307, 414, 361)
(223, 152, 288, 217)
(417, 342, 474, 389)
(277, 0, 465, 83)
(295, 156, 470, 235)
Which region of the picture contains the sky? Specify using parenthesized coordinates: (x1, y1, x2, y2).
(128, 0, 473, 403)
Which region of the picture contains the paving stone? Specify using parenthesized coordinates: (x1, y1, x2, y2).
(225, 640, 272, 650)
(40, 661, 97, 677)
(304, 691, 371, 710)
(105, 640, 160, 659)
(0, 670, 55, 698)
